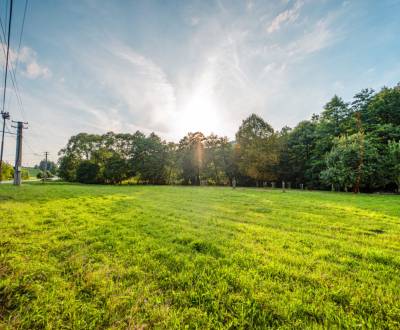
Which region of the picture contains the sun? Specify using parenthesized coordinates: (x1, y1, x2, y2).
(175, 78, 221, 136)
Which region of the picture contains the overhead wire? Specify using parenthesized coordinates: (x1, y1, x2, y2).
(1, 0, 13, 114)
(1, 0, 41, 161)
(24, 136, 41, 156)
(0, 0, 45, 160)
(13, 0, 28, 77)
(1, 1, 46, 165)
(0, 7, 27, 122)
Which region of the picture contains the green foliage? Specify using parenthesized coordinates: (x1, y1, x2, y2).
(277, 83, 400, 191)
(133, 133, 169, 184)
(0, 161, 14, 180)
(178, 132, 206, 185)
(103, 153, 129, 184)
(58, 131, 170, 185)
(235, 114, 280, 183)
(21, 169, 30, 180)
(24, 167, 41, 178)
(36, 159, 58, 174)
(319, 95, 350, 136)
(176, 132, 236, 186)
(36, 170, 54, 179)
(388, 140, 400, 191)
(58, 154, 80, 181)
(366, 84, 400, 126)
(164, 142, 181, 184)
(281, 120, 317, 186)
(320, 134, 381, 191)
(0, 184, 399, 328)
(204, 135, 235, 185)
(57, 83, 400, 192)
(0, 164, 29, 181)
(76, 160, 101, 184)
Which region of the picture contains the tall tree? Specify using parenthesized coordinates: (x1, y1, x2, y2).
(366, 85, 400, 126)
(289, 121, 317, 186)
(59, 133, 101, 160)
(204, 134, 233, 185)
(235, 114, 280, 185)
(165, 142, 180, 184)
(350, 88, 375, 132)
(178, 132, 206, 185)
(133, 133, 169, 184)
(104, 152, 129, 184)
(58, 154, 80, 181)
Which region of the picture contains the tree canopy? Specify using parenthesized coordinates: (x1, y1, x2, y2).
(58, 83, 400, 192)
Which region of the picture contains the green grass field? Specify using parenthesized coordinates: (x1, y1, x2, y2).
(0, 184, 399, 329)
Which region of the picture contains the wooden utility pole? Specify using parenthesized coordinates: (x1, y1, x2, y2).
(43, 151, 49, 182)
(12, 121, 27, 185)
(0, 0, 13, 180)
(0, 112, 10, 181)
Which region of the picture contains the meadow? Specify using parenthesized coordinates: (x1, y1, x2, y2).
(0, 183, 399, 329)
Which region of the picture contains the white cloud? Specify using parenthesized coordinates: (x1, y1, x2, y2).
(267, 0, 304, 34)
(34, 3, 339, 144)
(3, 0, 389, 168)
(0, 44, 51, 79)
(75, 43, 177, 135)
(287, 19, 335, 57)
(24, 61, 52, 79)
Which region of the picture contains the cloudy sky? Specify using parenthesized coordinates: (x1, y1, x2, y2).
(1, 0, 400, 166)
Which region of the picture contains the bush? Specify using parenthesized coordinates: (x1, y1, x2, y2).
(37, 171, 54, 179)
(21, 169, 29, 180)
(0, 161, 14, 180)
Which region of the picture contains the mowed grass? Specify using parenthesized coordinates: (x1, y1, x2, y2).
(0, 184, 399, 329)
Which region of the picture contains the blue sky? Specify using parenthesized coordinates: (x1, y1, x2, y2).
(1, 0, 400, 166)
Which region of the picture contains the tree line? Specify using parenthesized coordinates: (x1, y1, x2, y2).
(58, 83, 400, 192)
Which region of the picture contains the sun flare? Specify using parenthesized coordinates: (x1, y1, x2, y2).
(174, 72, 222, 136)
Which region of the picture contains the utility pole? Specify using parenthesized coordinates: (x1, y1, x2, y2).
(0, 0, 14, 180)
(11, 121, 27, 185)
(43, 151, 49, 182)
(0, 112, 10, 181)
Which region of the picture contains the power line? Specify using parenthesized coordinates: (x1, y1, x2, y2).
(0, 130, 16, 135)
(5, 120, 12, 133)
(1, 21, 44, 152)
(3, 1, 9, 41)
(2, 0, 13, 114)
(0, 2, 29, 126)
(6, 0, 29, 120)
(0, 0, 13, 181)
(24, 135, 40, 156)
(14, 0, 28, 77)
(0, 1, 38, 178)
